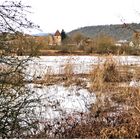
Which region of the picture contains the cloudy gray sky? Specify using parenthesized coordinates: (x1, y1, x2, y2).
(23, 0, 140, 33)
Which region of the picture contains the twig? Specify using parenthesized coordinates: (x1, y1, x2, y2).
(135, 106, 140, 113)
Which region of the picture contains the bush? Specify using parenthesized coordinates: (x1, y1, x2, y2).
(119, 45, 140, 55)
(59, 45, 77, 53)
(103, 57, 120, 82)
(62, 112, 140, 139)
(89, 55, 120, 91)
(96, 45, 119, 54)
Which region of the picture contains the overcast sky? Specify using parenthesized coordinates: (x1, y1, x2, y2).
(22, 0, 140, 34)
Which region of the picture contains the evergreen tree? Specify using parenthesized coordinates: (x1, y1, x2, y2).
(61, 29, 67, 41)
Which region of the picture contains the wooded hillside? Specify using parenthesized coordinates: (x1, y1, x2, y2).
(69, 23, 140, 40)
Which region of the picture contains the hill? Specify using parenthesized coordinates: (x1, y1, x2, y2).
(69, 23, 140, 40)
(32, 32, 50, 36)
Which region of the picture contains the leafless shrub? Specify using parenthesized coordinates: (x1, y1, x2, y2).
(0, 1, 41, 138)
(0, 59, 40, 138)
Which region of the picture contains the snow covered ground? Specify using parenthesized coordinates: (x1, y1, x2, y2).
(129, 80, 140, 87)
(25, 55, 140, 80)
(24, 55, 140, 125)
(28, 84, 96, 123)
(1, 55, 140, 135)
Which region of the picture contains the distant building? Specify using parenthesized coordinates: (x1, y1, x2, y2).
(48, 30, 61, 46)
(33, 30, 62, 46)
(54, 30, 61, 45)
(129, 41, 134, 47)
(115, 40, 129, 47)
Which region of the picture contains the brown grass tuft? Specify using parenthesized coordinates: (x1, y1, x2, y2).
(89, 55, 120, 91)
(103, 56, 120, 82)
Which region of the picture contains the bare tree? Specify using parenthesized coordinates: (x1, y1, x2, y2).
(0, 0, 41, 138)
(71, 32, 85, 46)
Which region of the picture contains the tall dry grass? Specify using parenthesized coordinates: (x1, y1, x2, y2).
(89, 55, 120, 91)
(30, 55, 140, 139)
(63, 58, 84, 86)
(33, 66, 56, 86)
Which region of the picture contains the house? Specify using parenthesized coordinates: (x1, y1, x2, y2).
(32, 30, 62, 46)
(115, 29, 140, 48)
(53, 30, 61, 45)
(48, 30, 61, 46)
(115, 40, 129, 47)
(129, 41, 134, 47)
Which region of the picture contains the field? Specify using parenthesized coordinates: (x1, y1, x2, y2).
(1, 0, 140, 138)
(1, 55, 140, 138)
(22, 55, 140, 138)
